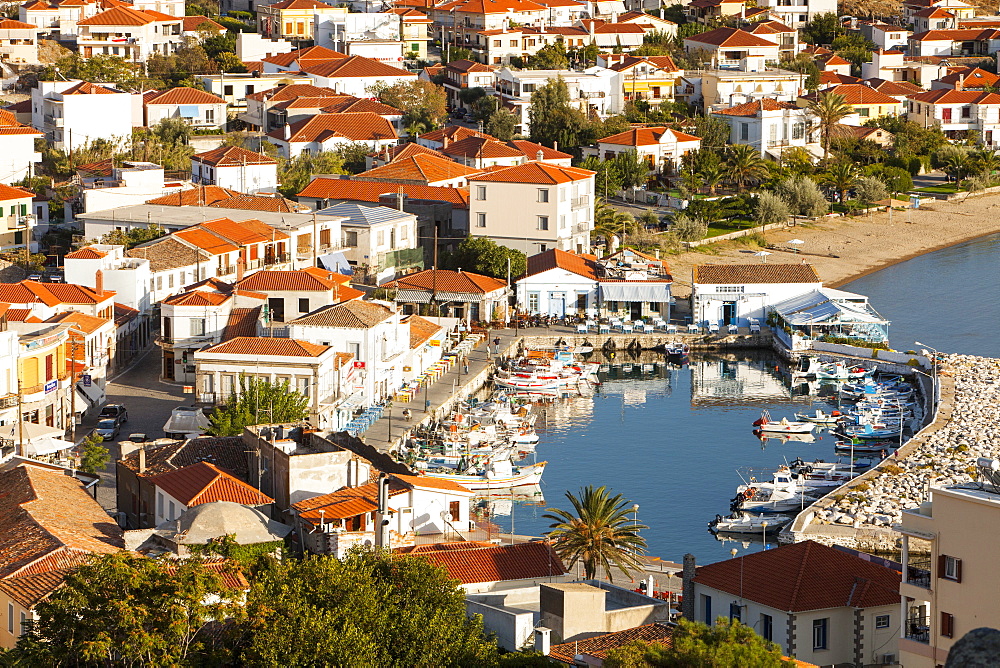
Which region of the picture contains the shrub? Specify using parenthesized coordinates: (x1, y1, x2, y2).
(854, 481, 871, 493)
(669, 212, 707, 241)
(774, 176, 829, 217)
(882, 464, 903, 475)
(752, 191, 790, 225)
(854, 176, 888, 205)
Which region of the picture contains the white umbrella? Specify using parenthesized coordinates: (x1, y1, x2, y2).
(754, 251, 772, 263)
(788, 239, 805, 245)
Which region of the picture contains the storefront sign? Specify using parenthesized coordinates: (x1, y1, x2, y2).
(82, 374, 92, 387)
(353, 361, 366, 369)
(429, 339, 441, 347)
(44, 380, 57, 393)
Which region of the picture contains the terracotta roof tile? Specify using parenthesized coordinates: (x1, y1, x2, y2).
(0, 183, 37, 200)
(713, 98, 799, 116)
(77, 5, 157, 25)
(598, 126, 701, 146)
(149, 462, 273, 507)
(267, 112, 398, 143)
(161, 289, 231, 306)
(0, 19, 38, 29)
(146, 185, 243, 206)
(389, 269, 506, 294)
(525, 248, 600, 280)
(436, 0, 547, 13)
(508, 139, 573, 160)
(200, 336, 330, 357)
(0, 569, 71, 608)
(402, 541, 566, 584)
(235, 269, 337, 292)
(685, 26, 778, 47)
(268, 0, 332, 8)
(65, 247, 107, 259)
(289, 299, 394, 328)
(693, 540, 901, 612)
(182, 14, 225, 31)
(44, 310, 110, 335)
(146, 86, 225, 106)
(300, 55, 415, 79)
(404, 314, 439, 347)
(119, 436, 248, 479)
(909, 28, 1000, 41)
(934, 66, 1000, 88)
(469, 161, 595, 185)
(802, 84, 901, 105)
(818, 71, 862, 85)
(912, 6, 955, 17)
(369, 142, 445, 162)
(392, 473, 473, 493)
(221, 306, 261, 340)
(357, 153, 478, 184)
(125, 237, 210, 272)
(260, 47, 347, 69)
(441, 136, 526, 159)
(549, 624, 674, 664)
(209, 193, 306, 213)
(174, 227, 239, 255)
(193, 145, 277, 166)
(864, 78, 925, 95)
(906, 88, 1000, 104)
(298, 177, 470, 208)
(417, 125, 490, 144)
(693, 263, 820, 284)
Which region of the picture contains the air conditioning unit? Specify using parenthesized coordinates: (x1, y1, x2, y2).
(882, 653, 897, 665)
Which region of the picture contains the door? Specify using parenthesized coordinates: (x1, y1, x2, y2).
(163, 351, 175, 380)
(723, 302, 737, 325)
(551, 295, 565, 317)
(630, 301, 642, 320)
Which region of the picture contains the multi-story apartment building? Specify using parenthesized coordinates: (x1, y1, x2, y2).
(31, 80, 140, 152)
(495, 67, 622, 135)
(0, 184, 37, 253)
(906, 89, 1000, 145)
(757, 0, 836, 29)
(76, 6, 184, 62)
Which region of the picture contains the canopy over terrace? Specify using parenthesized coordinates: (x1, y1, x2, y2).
(770, 288, 889, 344)
(599, 280, 672, 321)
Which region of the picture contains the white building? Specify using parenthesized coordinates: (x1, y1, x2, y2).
(0, 319, 18, 437)
(712, 98, 818, 157)
(312, 202, 421, 285)
(690, 263, 822, 328)
(678, 65, 805, 113)
(149, 461, 273, 526)
(80, 161, 185, 213)
(288, 299, 408, 404)
(0, 110, 41, 186)
(683, 27, 781, 68)
(264, 112, 397, 159)
(495, 67, 622, 136)
(688, 541, 900, 666)
(0, 19, 40, 64)
(76, 5, 184, 62)
(869, 23, 912, 52)
(581, 126, 701, 176)
(467, 162, 595, 256)
(63, 244, 152, 314)
(907, 28, 1000, 58)
(199, 70, 312, 112)
(757, 0, 835, 28)
(906, 88, 1000, 145)
(0, 184, 36, 253)
(194, 336, 340, 428)
(190, 146, 278, 194)
(144, 87, 228, 130)
(31, 80, 140, 152)
(234, 268, 358, 325)
(298, 55, 416, 97)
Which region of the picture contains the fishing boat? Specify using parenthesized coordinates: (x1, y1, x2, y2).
(752, 409, 816, 434)
(793, 408, 845, 424)
(664, 342, 689, 358)
(836, 422, 902, 440)
(732, 470, 813, 514)
(420, 459, 547, 490)
(753, 429, 816, 444)
(794, 357, 872, 380)
(834, 440, 894, 454)
(709, 512, 790, 534)
(788, 457, 873, 475)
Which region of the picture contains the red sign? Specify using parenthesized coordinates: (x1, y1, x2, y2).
(353, 361, 366, 369)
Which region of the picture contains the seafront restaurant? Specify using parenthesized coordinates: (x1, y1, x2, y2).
(768, 288, 890, 350)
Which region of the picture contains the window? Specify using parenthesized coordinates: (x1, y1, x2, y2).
(576, 293, 586, 310)
(345, 231, 358, 247)
(701, 594, 712, 625)
(299, 298, 309, 314)
(168, 274, 174, 288)
(940, 554, 962, 581)
(537, 188, 549, 202)
(190, 318, 205, 336)
(476, 212, 486, 227)
(18, 612, 24, 637)
(717, 286, 744, 293)
(267, 297, 284, 322)
(493, 39, 501, 46)
(740, 123, 749, 140)
(761, 613, 773, 641)
(522, 83, 535, 93)
(729, 602, 741, 623)
(528, 292, 539, 312)
(377, 230, 384, 246)
(476, 185, 486, 200)
(348, 342, 361, 360)
(812, 618, 828, 650)
(962, 106, 971, 118)
(168, 500, 175, 520)
(875, 614, 890, 629)
(223, 84, 233, 95)
(537, 216, 549, 230)
(941, 611, 955, 638)
(297, 376, 309, 397)
(7, 603, 12, 633)
(157, 492, 164, 519)
(943, 107, 952, 122)
(205, 108, 214, 123)
(858, 107, 870, 117)
(538, 244, 547, 252)
(449, 500, 460, 521)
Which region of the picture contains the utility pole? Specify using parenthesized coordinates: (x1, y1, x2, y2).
(69, 336, 79, 443)
(16, 377, 23, 458)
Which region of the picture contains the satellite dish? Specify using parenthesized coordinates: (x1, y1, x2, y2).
(440, 511, 453, 522)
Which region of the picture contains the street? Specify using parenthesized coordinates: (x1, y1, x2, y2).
(87, 343, 187, 509)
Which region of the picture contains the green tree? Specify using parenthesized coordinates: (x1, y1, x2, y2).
(9, 552, 244, 665)
(801, 12, 843, 46)
(207, 375, 309, 436)
(543, 485, 647, 582)
(78, 432, 109, 475)
(821, 161, 858, 203)
(968, 147, 1000, 176)
(669, 212, 707, 241)
(775, 176, 829, 217)
(237, 548, 500, 666)
(726, 144, 768, 190)
(865, 163, 913, 195)
(485, 107, 518, 141)
(442, 236, 526, 280)
(98, 225, 166, 249)
(688, 115, 730, 149)
(215, 51, 247, 73)
(603, 618, 794, 667)
(39, 54, 143, 90)
(528, 76, 590, 151)
(529, 41, 569, 70)
(614, 150, 650, 193)
(752, 191, 790, 225)
(279, 150, 346, 198)
(372, 79, 448, 135)
(472, 94, 498, 123)
(336, 142, 371, 174)
(579, 156, 623, 198)
(685, 197, 739, 227)
(854, 175, 888, 208)
(805, 90, 853, 161)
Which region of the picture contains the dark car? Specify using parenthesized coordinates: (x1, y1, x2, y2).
(98, 404, 128, 425)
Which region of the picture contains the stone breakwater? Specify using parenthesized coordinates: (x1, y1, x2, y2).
(811, 355, 1000, 533)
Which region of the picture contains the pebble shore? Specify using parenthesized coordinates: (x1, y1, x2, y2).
(814, 354, 1000, 530)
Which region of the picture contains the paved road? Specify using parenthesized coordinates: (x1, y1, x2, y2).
(86, 343, 187, 509)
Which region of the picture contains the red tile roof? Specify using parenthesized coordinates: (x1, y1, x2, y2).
(526, 248, 600, 280)
(0, 183, 37, 201)
(685, 26, 778, 47)
(182, 14, 225, 31)
(267, 112, 398, 143)
(406, 314, 442, 347)
(0, 569, 72, 608)
(149, 462, 273, 507)
(598, 126, 701, 146)
(819, 53, 851, 66)
(200, 336, 330, 357)
(193, 145, 277, 166)
(357, 153, 478, 183)
(912, 6, 955, 17)
(146, 86, 225, 106)
(267, 0, 331, 8)
(0, 18, 37, 29)
(693, 263, 820, 284)
(174, 227, 239, 255)
(436, 0, 547, 13)
(64, 246, 107, 260)
(389, 268, 506, 294)
(417, 125, 490, 144)
(392, 473, 473, 493)
(221, 306, 261, 340)
(319, 97, 402, 116)
(693, 540, 901, 612)
(802, 84, 901, 105)
(290, 299, 394, 327)
(549, 624, 674, 664)
(906, 88, 1000, 104)
(300, 55, 415, 79)
(369, 141, 445, 163)
(147, 185, 243, 206)
(440, 135, 525, 159)
(235, 269, 338, 292)
(909, 28, 1000, 41)
(713, 98, 799, 116)
(161, 289, 231, 306)
(864, 78, 925, 96)
(469, 161, 595, 185)
(247, 82, 340, 102)
(508, 139, 573, 160)
(935, 66, 1000, 88)
(44, 310, 110, 335)
(260, 47, 347, 69)
(401, 541, 566, 584)
(77, 5, 158, 25)
(817, 71, 862, 86)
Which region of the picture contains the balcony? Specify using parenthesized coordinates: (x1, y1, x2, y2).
(571, 195, 590, 210)
(44, 114, 63, 128)
(905, 556, 932, 589)
(0, 393, 17, 409)
(905, 615, 930, 644)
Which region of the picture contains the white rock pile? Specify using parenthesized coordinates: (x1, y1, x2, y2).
(815, 354, 1000, 530)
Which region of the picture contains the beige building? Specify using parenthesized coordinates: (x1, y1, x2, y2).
(896, 478, 1000, 666)
(468, 162, 595, 256)
(0, 19, 39, 64)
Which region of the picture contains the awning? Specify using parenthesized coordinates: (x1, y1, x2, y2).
(396, 289, 432, 303)
(600, 282, 671, 303)
(0, 422, 63, 443)
(318, 251, 353, 276)
(178, 105, 199, 117)
(26, 437, 75, 457)
(772, 288, 889, 326)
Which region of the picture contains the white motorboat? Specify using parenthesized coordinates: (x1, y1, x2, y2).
(420, 459, 546, 490)
(709, 512, 790, 534)
(752, 409, 816, 434)
(794, 409, 845, 425)
(732, 470, 813, 514)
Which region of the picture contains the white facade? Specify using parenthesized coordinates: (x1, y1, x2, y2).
(712, 102, 817, 155)
(81, 162, 185, 214)
(906, 92, 1000, 146)
(517, 266, 598, 317)
(146, 99, 228, 130)
(0, 19, 39, 64)
(691, 269, 822, 328)
(870, 24, 911, 51)
(0, 329, 18, 435)
(757, 0, 835, 28)
(495, 67, 622, 135)
(64, 244, 152, 314)
(313, 203, 420, 284)
(198, 71, 311, 110)
(191, 159, 278, 194)
(76, 11, 184, 62)
(0, 122, 41, 185)
(31, 80, 140, 152)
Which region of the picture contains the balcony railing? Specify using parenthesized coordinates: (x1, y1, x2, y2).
(0, 393, 17, 408)
(571, 195, 590, 210)
(905, 559, 931, 588)
(905, 616, 930, 643)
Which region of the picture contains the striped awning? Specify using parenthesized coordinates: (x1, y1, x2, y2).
(600, 282, 671, 303)
(395, 290, 484, 303)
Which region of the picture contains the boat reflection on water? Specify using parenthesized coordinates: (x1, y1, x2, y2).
(752, 429, 819, 446)
(690, 355, 790, 406)
(474, 485, 545, 518)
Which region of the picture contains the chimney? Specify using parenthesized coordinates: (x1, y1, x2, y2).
(681, 553, 696, 620)
(237, 257, 245, 282)
(553, 140, 558, 151)
(443, 134, 450, 148)
(534, 627, 551, 655)
(283, 123, 291, 141)
(138, 445, 146, 474)
(536, 149, 544, 160)
(95, 269, 104, 295)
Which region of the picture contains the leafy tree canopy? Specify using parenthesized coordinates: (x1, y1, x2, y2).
(372, 79, 447, 135)
(442, 236, 526, 280)
(206, 375, 309, 436)
(277, 150, 346, 198)
(800, 13, 843, 46)
(485, 107, 518, 141)
(528, 76, 592, 151)
(98, 225, 166, 249)
(78, 432, 110, 475)
(529, 41, 569, 70)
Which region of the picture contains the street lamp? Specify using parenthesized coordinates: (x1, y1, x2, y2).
(914, 341, 940, 406)
(633, 503, 640, 553)
(761, 520, 768, 551)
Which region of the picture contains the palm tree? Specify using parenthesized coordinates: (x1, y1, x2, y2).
(821, 162, 858, 203)
(698, 162, 724, 196)
(942, 152, 969, 184)
(727, 144, 768, 190)
(544, 486, 647, 582)
(592, 198, 634, 248)
(969, 147, 1000, 177)
(806, 91, 853, 161)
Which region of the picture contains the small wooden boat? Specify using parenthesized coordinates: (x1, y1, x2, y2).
(794, 409, 844, 424)
(664, 342, 689, 358)
(420, 460, 546, 490)
(753, 409, 816, 434)
(836, 422, 901, 440)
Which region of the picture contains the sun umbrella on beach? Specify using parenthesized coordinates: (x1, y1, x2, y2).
(788, 239, 804, 245)
(754, 251, 772, 263)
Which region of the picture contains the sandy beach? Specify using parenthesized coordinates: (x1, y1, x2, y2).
(665, 192, 1000, 298)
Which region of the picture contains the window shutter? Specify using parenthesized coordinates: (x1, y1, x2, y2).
(941, 612, 954, 638)
(938, 554, 947, 578)
(955, 558, 963, 583)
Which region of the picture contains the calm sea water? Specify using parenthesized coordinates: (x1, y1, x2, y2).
(498, 234, 999, 565)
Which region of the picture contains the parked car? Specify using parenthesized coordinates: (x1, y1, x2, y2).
(95, 419, 120, 441)
(98, 404, 128, 425)
(127, 433, 147, 443)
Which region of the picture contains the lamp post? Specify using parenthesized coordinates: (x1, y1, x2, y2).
(914, 340, 939, 407)
(633, 503, 640, 554)
(761, 520, 768, 551)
